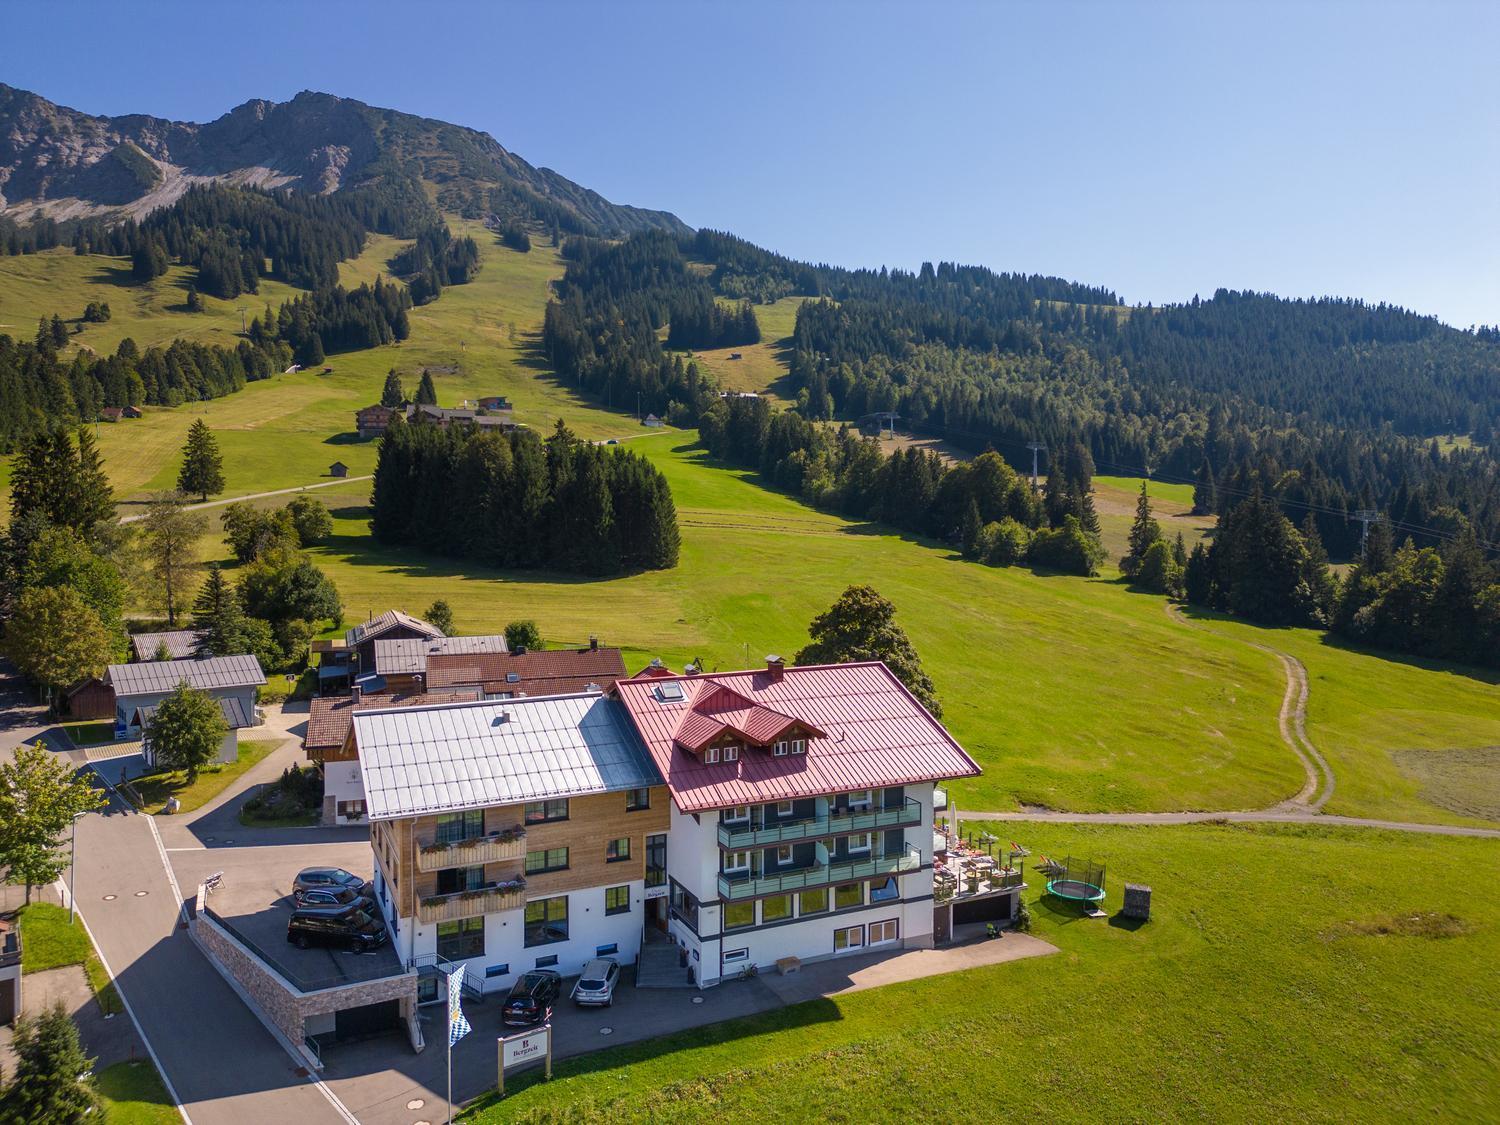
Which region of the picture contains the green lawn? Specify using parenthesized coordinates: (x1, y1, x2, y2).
(60, 720, 115, 748)
(16, 902, 122, 1015)
(96, 1060, 180, 1125)
(130, 739, 279, 815)
(466, 822, 1500, 1123)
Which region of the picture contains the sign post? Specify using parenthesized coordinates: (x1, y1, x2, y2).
(496, 1025, 552, 1097)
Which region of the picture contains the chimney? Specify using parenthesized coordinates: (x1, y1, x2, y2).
(350, 682, 362, 703)
(684, 662, 699, 676)
(766, 655, 784, 683)
(589, 635, 599, 652)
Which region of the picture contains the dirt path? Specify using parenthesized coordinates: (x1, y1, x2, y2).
(118, 475, 372, 524)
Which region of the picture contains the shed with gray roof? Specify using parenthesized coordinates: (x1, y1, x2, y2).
(106, 655, 266, 765)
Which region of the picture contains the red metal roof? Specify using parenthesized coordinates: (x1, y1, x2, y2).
(613, 662, 980, 813)
(670, 683, 814, 751)
(425, 648, 627, 696)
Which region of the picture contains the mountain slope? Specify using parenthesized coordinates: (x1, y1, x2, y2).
(0, 83, 688, 237)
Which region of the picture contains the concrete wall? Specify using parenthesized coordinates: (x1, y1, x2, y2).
(191, 907, 419, 1058)
(400, 877, 647, 993)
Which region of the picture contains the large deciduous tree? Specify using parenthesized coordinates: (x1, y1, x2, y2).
(425, 600, 455, 637)
(177, 418, 225, 501)
(4, 587, 116, 707)
(140, 494, 206, 627)
(795, 584, 941, 716)
(0, 742, 106, 903)
(145, 683, 229, 783)
(504, 620, 542, 651)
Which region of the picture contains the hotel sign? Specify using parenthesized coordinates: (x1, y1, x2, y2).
(497, 1025, 552, 1094)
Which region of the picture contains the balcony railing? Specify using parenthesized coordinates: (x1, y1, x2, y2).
(415, 827, 526, 873)
(717, 797, 923, 849)
(717, 845, 922, 901)
(417, 880, 526, 924)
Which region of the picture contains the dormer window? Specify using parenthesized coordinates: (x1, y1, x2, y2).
(791, 739, 806, 755)
(773, 740, 788, 756)
(704, 747, 719, 764)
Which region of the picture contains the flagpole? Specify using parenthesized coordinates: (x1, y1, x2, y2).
(447, 1028, 453, 1125)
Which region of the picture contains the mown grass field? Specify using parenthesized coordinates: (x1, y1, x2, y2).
(685, 294, 805, 402)
(16, 902, 122, 1014)
(130, 739, 279, 815)
(5, 224, 1499, 824)
(466, 821, 1500, 1123)
(96, 1059, 180, 1125)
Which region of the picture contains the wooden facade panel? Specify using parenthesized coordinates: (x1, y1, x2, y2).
(524, 787, 669, 898)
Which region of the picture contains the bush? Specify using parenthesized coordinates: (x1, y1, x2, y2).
(1015, 897, 1033, 933)
(1027, 516, 1106, 576)
(981, 518, 1032, 567)
(285, 495, 333, 545)
(241, 765, 323, 823)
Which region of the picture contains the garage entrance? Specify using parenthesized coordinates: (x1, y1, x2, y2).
(333, 998, 402, 1042)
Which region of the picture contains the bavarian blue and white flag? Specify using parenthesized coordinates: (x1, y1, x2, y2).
(447, 964, 471, 1046)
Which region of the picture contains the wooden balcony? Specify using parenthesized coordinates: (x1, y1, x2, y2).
(415, 828, 526, 873)
(416, 880, 527, 924)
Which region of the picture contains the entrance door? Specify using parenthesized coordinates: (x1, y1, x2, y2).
(645, 896, 669, 935)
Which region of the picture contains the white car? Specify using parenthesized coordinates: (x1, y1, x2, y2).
(570, 957, 620, 1007)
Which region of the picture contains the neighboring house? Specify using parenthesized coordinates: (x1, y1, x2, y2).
(476, 396, 512, 411)
(0, 917, 20, 1025)
(345, 611, 445, 676)
(642, 413, 663, 427)
(63, 677, 115, 721)
(133, 697, 253, 768)
(354, 692, 669, 988)
(424, 643, 627, 699)
(105, 655, 267, 764)
(329, 461, 349, 478)
(130, 629, 205, 663)
(122, 405, 143, 418)
(610, 658, 983, 985)
(303, 689, 478, 824)
(355, 404, 399, 439)
(98, 407, 124, 423)
(373, 634, 510, 694)
(407, 404, 515, 431)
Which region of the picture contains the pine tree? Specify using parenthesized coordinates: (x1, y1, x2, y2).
(192, 564, 249, 656)
(177, 419, 225, 501)
(186, 285, 204, 312)
(415, 370, 438, 405)
(1192, 458, 1217, 515)
(70, 427, 115, 536)
(49, 313, 69, 348)
(959, 497, 983, 559)
(4, 1001, 101, 1123)
(381, 369, 406, 408)
(1122, 481, 1163, 576)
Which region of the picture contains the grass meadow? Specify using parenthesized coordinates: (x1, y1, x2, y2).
(465, 821, 1500, 1123)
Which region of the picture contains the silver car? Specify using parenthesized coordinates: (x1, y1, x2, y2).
(571, 957, 620, 1007)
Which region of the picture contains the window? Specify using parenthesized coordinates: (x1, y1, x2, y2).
(834, 882, 863, 910)
(723, 947, 749, 963)
(847, 832, 872, 853)
(704, 747, 720, 764)
(435, 809, 482, 844)
(775, 845, 794, 866)
(776, 800, 793, 818)
(596, 943, 619, 956)
(337, 799, 367, 820)
(524, 798, 568, 824)
(535, 954, 558, 968)
(484, 963, 510, 979)
(605, 886, 631, 915)
(525, 847, 569, 874)
(723, 806, 750, 824)
(437, 917, 485, 961)
(723, 744, 740, 762)
(724, 901, 755, 930)
(848, 790, 873, 812)
(791, 739, 806, 755)
(834, 925, 865, 951)
(625, 787, 651, 811)
(524, 896, 568, 946)
(435, 865, 483, 895)
(761, 893, 792, 923)
(606, 837, 631, 863)
(723, 850, 750, 873)
(773, 740, 788, 756)
(646, 834, 667, 888)
(670, 880, 699, 931)
(869, 919, 899, 945)
(870, 876, 899, 903)
(799, 888, 828, 915)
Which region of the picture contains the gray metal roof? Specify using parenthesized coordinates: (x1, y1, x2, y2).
(133, 696, 252, 730)
(130, 630, 205, 662)
(352, 693, 663, 821)
(373, 634, 510, 677)
(106, 654, 266, 697)
(345, 610, 444, 648)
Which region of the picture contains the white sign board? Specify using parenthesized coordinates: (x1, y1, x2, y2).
(502, 1027, 549, 1069)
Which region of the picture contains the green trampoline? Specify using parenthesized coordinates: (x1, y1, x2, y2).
(1044, 856, 1106, 904)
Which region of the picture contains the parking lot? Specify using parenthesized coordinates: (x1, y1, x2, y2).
(171, 837, 403, 990)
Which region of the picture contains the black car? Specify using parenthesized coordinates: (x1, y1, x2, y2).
(286, 904, 388, 952)
(292, 867, 374, 900)
(503, 970, 562, 1026)
(294, 885, 375, 910)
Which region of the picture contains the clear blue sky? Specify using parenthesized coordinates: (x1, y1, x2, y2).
(6, 0, 1496, 326)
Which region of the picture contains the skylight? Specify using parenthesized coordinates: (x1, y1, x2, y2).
(655, 681, 686, 703)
